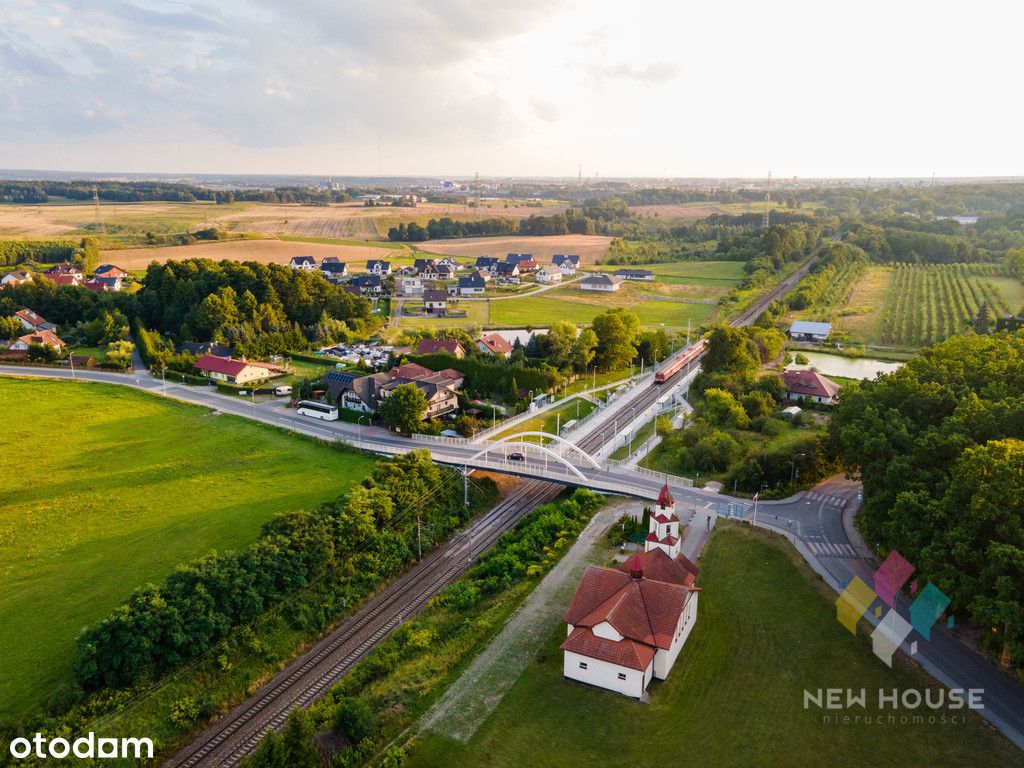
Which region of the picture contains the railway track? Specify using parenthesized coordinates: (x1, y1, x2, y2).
(164, 256, 814, 767)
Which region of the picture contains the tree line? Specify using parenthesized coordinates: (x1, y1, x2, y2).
(73, 451, 495, 690)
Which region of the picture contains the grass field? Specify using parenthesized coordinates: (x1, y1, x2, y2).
(594, 260, 746, 287)
(0, 377, 376, 722)
(494, 398, 597, 441)
(408, 524, 1022, 768)
(490, 283, 716, 330)
(415, 235, 614, 265)
(831, 265, 892, 343)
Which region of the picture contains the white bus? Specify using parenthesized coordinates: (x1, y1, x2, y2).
(296, 400, 339, 421)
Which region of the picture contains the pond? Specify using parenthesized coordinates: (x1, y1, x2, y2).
(787, 351, 903, 380)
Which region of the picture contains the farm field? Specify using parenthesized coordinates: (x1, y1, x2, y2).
(876, 263, 1018, 347)
(0, 200, 244, 239)
(489, 283, 716, 329)
(831, 265, 892, 343)
(414, 235, 614, 265)
(98, 237, 408, 270)
(594, 259, 746, 286)
(0, 377, 376, 722)
(628, 203, 727, 219)
(408, 524, 1021, 768)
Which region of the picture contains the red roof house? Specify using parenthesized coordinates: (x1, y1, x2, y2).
(194, 355, 275, 385)
(415, 338, 465, 358)
(476, 333, 513, 358)
(780, 369, 841, 404)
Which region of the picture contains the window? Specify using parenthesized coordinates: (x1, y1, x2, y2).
(578, 662, 588, 670)
(617, 673, 627, 681)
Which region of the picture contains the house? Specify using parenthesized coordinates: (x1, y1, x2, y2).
(505, 253, 532, 264)
(350, 274, 383, 295)
(475, 256, 500, 273)
(414, 338, 465, 358)
(289, 256, 317, 271)
(389, 362, 464, 389)
(50, 273, 83, 287)
(322, 256, 342, 264)
(381, 378, 459, 418)
(457, 274, 486, 296)
(788, 320, 832, 342)
(552, 254, 580, 275)
(366, 260, 392, 276)
(437, 257, 462, 272)
(423, 289, 448, 314)
(780, 369, 841, 404)
(561, 541, 700, 697)
(396, 276, 424, 296)
(324, 370, 390, 412)
(14, 308, 56, 332)
(419, 262, 442, 280)
(44, 263, 83, 281)
(6, 330, 66, 353)
(194, 355, 278, 385)
(395, 265, 418, 277)
(614, 268, 655, 281)
(495, 262, 520, 278)
(516, 258, 539, 273)
(85, 276, 123, 292)
(535, 266, 562, 284)
(476, 332, 513, 358)
(473, 268, 492, 283)
(0, 270, 32, 288)
(320, 262, 349, 281)
(94, 264, 129, 279)
(435, 264, 456, 280)
(580, 274, 622, 292)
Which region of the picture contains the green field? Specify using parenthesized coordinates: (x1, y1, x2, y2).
(594, 259, 746, 286)
(490, 285, 715, 329)
(408, 524, 1021, 768)
(494, 397, 596, 441)
(0, 377, 376, 722)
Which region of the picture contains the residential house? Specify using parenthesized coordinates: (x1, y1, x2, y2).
(322, 256, 342, 264)
(457, 273, 486, 296)
(380, 377, 459, 419)
(779, 369, 841, 404)
(437, 257, 462, 272)
(788, 320, 832, 342)
(423, 289, 449, 314)
(194, 355, 282, 385)
(505, 253, 533, 264)
(396, 276, 424, 296)
(414, 338, 466, 358)
(44, 263, 83, 281)
(580, 274, 622, 292)
(516, 258, 539, 273)
(350, 274, 383, 296)
(552, 254, 580, 275)
(289, 256, 317, 271)
(535, 266, 562, 284)
(85, 276, 123, 292)
(395, 265, 418, 277)
(94, 264, 129, 279)
(49, 273, 83, 287)
(614, 268, 655, 281)
(476, 332, 513, 358)
(389, 362, 464, 389)
(475, 256, 500, 274)
(366, 260, 392, 276)
(325, 363, 462, 416)
(14, 308, 56, 332)
(324, 370, 389, 412)
(494, 262, 520, 282)
(0, 270, 32, 288)
(561, 497, 700, 700)
(320, 262, 349, 282)
(6, 330, 66, 354)
(435, 264, 456, 280)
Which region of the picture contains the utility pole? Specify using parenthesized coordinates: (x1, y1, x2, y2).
(762, 171, 772, 229)
(463, 467, 470, 508)
(417, 516, 422, 560)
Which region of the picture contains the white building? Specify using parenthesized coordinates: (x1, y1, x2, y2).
(788, 320, 832, 341)
(289, 256, 317, 271)
(580, 274, 622, 292)
(561, 485, 700, 699)
(535, 266, 562, 284)
(396, 276, 424, 296)
(645, 484, 681, 558)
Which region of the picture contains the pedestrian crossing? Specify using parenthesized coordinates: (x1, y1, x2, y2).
(807, 541, 858, 558)
(804, 491, 848, 507)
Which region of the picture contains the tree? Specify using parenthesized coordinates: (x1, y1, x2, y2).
(0, 316, 21, 340)
(105, 340, 135, 369)
(974, 302, 994, 334)
(591, 308, 640, 371)
(636, 329, 670, 365)
(377, 382, 428, 433)
(543, 321, 577, 370)
(78, 237, 100, 275)
(333, 696, 378, 745)
(279, 708, 319, 768)
(569, 328, 598, 373)
(26, 342, 58, 362)
(701, 388, 751, 429)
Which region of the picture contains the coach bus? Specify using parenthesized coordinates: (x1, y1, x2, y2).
(296, 400, 339, 421)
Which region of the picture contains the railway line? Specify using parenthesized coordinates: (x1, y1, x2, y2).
(163, 257, 815, 767)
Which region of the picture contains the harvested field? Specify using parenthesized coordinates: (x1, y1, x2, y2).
(628, 203, 727, 219)
(99, 238, 405, 270)
(0, 201, 231, 238)
(417, 235, 614, 264)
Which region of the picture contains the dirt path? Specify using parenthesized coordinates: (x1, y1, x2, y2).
(418, 499, 634, 742)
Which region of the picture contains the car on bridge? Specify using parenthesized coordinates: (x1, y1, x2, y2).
(508, 452, 525, 461)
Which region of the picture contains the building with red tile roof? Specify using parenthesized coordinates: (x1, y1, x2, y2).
(194, 355, 277, 385)
(476, 332, 513, 358)
(780, 369, 841, 404)
(561, 550, 700, 698)
(415, 338, 465, 357)
(6, 330, 66, 354)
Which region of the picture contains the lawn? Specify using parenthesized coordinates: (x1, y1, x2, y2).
(609, 415, 658, 460)
(494, 398, 596, 441)
(594, 259, 746, 286)
(832, 265, 892, 344)
(490, 285, 715, 330)
(0, 377, 376, 723)
(408, 524, 1022, 768)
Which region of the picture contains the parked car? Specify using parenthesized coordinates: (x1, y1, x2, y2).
(274, 385, 293, 396)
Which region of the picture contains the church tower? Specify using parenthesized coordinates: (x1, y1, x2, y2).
(645, 483, 681, 558)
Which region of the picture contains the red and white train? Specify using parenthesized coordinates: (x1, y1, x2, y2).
(654, 338, 708, 384)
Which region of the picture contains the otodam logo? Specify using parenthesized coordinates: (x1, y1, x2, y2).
(834, 549, 951, 666)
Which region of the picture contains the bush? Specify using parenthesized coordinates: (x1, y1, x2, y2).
(333, 696, 378, 745)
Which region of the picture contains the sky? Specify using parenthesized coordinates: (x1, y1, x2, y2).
(1, 0, 1021, 179)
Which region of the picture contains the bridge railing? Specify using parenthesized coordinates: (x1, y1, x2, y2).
(603, 458, 694, 488)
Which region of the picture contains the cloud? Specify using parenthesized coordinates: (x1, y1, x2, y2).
(530, 97, 560, 123)
(599, 60, 679, 84)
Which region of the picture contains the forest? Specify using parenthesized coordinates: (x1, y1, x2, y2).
(828, 333, 1024, 671)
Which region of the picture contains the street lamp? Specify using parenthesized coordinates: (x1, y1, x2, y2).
(357, 415, 368, 439)
(790, 452, 806, 484)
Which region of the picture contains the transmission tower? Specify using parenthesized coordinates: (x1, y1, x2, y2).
(762, 171, 772, 228)
(92, 185, 104, 232)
